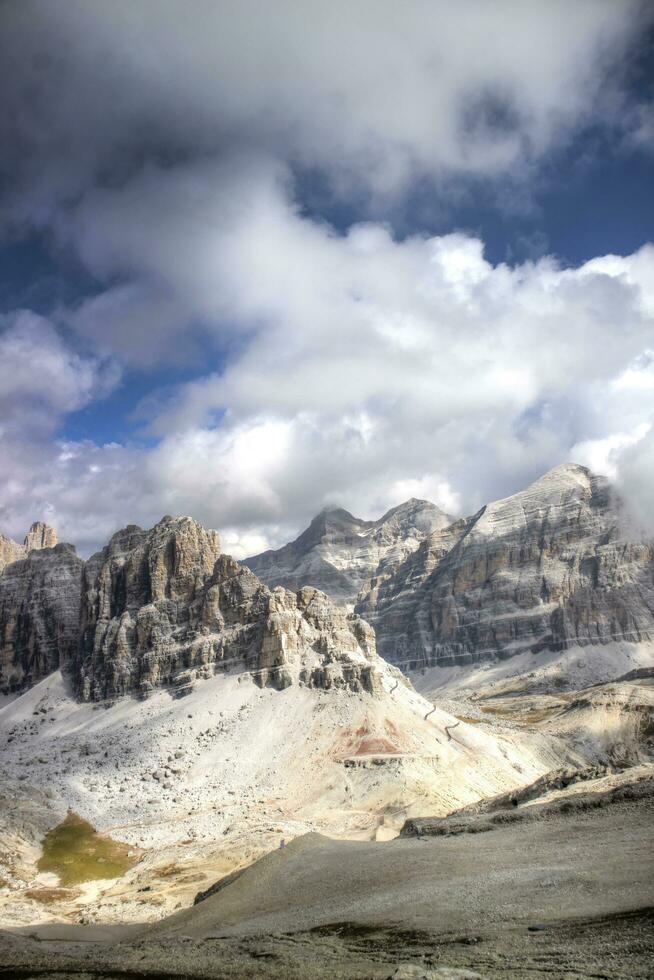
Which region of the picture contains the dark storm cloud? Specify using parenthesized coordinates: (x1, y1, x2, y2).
(1, 0, 650, 223)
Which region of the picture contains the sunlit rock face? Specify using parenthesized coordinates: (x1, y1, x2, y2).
(245, 498, 452, 605)
(75, 516, 378, 701)
(0, 543, 84, 693)
(0, 534, 25, 575)
(0, 522, 58, 574)
(23, 522, 58, 552)
(2, 464, 653, 699)
(356, 465, 654, 670)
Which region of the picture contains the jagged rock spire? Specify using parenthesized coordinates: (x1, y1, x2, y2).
(24, 521, 58, 551)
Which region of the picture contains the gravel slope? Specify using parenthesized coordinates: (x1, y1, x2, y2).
(2, 783, 653, 978)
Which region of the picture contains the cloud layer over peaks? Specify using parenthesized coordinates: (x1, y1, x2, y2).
(0, 1, 652, 553)
(1, 221, 652, 554)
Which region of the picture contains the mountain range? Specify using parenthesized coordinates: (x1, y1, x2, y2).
(244, 497, 451, 603)
(1, 463, 653, 931)
(1, 464, 653, 699)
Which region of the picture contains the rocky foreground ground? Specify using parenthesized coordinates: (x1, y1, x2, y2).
(0, 466, 653, 976)
(1, 776, 652, 978)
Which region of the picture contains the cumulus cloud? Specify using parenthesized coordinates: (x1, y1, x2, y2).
(0, 312, 118, 434)
(138, 225, 651, 537)
(572, 350, 654, 533)
(3, 224, 653, 555)
(613, 426, 654, 536)
(0, 314, 120, 547)
(0, 2, 652, 555)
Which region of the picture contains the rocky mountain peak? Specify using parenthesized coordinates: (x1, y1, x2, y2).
(1, 510, 382, 701)
(297, 507, 364, 546)
(23, 521, 58, 552)
(245, 498, 452, 604)
(76, 516, 379, 702)
(0, 521, 60, 574)
(356, 467, 653, 671)
(372, 498, 451, 544)
(0, 521, 67, 568)
(315, 505, 359, 524)
(0, 537, 84, 693)
(0, 534, 25, 574)
(517, 462, 596, 499)
(537, 461, 592, 483)
(380, 496, 434, 514)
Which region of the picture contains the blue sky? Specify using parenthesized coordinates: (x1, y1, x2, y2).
(0, 1, 653, 555)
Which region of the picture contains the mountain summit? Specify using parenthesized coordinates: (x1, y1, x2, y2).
(356, 465, 654, 671)
(244, 498, 452, 604)
(0, 521, 58, 573)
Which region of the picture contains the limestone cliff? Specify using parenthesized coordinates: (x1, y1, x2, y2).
(0, 521, 58, 573)
(76, 516, 378, 701)
(0, 534, 25, 575)
(356, 465, 654, 669)
(0, 543, 84, 693)
(3, 465, 653, 696)
(23, 522, 58, 552)
(245, 498, 451, 604)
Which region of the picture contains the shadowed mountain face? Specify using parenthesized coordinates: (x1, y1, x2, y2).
(244, 498, 452, 604)
(356, 464, 654, 670)
(0, 523, 81, 693)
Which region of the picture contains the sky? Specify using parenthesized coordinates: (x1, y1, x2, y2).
(0, 0, 653, 557)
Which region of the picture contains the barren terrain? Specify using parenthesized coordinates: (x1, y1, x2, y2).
(1, 778, 652, 978)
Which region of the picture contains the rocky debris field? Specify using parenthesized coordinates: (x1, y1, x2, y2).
(1, 776, 652, 978)
(0, 662, 579, 927)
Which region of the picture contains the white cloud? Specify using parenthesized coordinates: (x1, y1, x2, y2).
(0, 312, 93, 408)
(613, 426, 654, 536)
(570, 351, 654, 534)
(0, 313, 121, 546)
(1, 0, 649, 223)
(3, 216, 652, 556)
(0, 312, 118, 433)
(571, 423, 651, 481)
(0, 2, 652, 555)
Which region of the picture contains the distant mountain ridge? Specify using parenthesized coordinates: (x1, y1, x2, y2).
(244, 498, 452, 604)
(356, 464, 654, 670)
(1, 466, 653, 696)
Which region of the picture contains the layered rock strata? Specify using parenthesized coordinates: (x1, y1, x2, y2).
(356, 465, 654, 670)
(76, 516, 379, 701)
(245, 498, 451, 604)
(0, 543, 84, 692)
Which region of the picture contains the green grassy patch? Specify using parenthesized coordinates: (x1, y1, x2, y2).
(37, 811, 138, 886)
